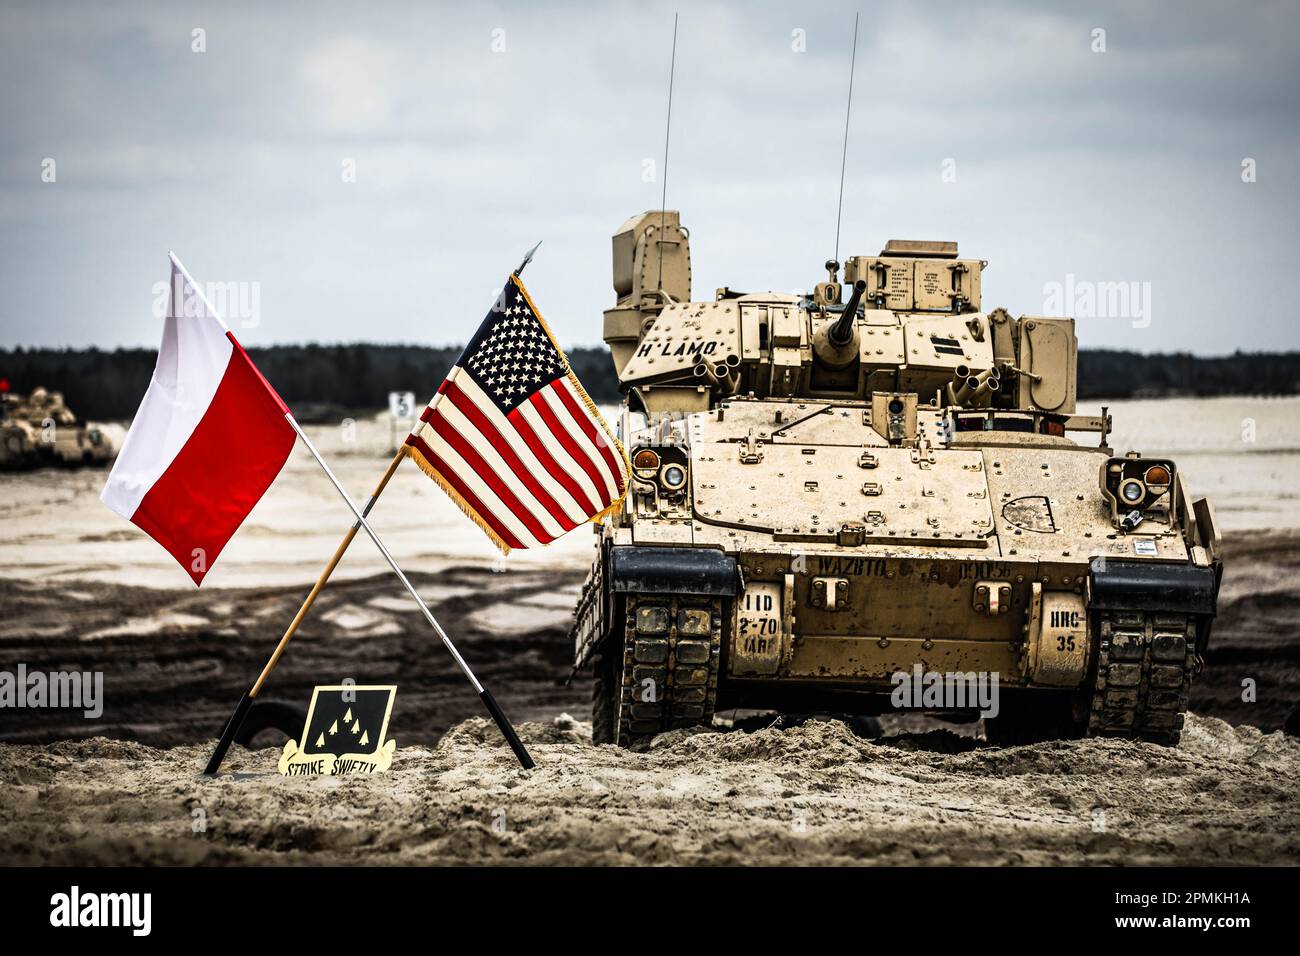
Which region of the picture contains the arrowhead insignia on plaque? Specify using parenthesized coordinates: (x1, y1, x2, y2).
(279, 685, 397, 776)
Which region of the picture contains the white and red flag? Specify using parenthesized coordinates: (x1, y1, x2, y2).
(405, 274, 628, 552)
(101, 255, 295, 584)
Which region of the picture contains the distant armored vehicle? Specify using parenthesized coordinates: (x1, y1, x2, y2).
(0, 387, 117, 469)
(572, 211, 1222, 747)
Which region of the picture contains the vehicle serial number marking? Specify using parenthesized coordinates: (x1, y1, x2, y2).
(735, 582, 783, 674)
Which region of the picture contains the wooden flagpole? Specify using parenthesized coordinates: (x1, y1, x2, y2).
(195, 255, 542, 776)
(203, 420, 534, 774)
(201, 450, 404, 776)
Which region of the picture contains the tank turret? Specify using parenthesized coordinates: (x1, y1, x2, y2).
(607, 213, 1077, 420)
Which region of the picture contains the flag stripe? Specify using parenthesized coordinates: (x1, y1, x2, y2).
(451, 374, 591, 523)
(417, 427, 543, 548)
(428, 400, 568, 540)
(513, 399, 603, 510)
(539, 385, 618, 504)
(553, 377, 626, 495)
(226, 332, 290, 415)
(505, 405, 599, 517)
(101, 311, 234, 520)
(413, 389, 551, 547)
(428, 404, 565, 541)
(405, 434, 524, 550)
(443, 380, 579, 531)
(425, 410, 555, 545)
(528, 390, 611, 508)
(514, 398, 606, 512)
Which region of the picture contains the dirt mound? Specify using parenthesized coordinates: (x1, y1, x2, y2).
(1, 712, 1296, 867)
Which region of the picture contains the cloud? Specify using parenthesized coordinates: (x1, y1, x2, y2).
(299, 36, 399, 134)
(0, 0, 1296, 354)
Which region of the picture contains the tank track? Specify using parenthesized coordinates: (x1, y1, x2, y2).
(616, 594, 722, 747)
(1087, 609, 1201, 746)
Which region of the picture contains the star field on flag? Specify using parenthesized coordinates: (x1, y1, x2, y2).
(404, 274, 629, 552)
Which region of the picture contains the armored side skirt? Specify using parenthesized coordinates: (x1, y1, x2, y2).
(609, 546, 739, 596)
(1088, 558, 1217, 614)
(572, 546, 738, 669)
(1088, 557, 1220, 652)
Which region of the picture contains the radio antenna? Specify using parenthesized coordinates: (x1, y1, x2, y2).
(833, 12, 860, 265)
(657, 12, 679, 292)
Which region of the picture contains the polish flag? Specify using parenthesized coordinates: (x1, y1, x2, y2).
(101, 255, 296, 585)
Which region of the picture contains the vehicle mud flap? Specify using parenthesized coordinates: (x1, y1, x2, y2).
(1088, 558, 1218, 616)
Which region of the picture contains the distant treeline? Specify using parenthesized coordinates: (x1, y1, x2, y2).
(1, 344, 1297, 421)
(0, 344, 624, 422)
(1078, 350, 1300, 400)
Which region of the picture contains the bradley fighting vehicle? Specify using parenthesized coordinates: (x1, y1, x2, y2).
(571, 211, 1223, 747)
(0, 387, 117, 469)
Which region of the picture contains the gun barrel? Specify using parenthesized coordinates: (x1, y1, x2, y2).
(952, 375, 981, 406)
(830, 279, 868, 346)
(971, 374, 1000, 403)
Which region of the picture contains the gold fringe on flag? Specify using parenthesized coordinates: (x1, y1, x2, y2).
(513, 274, 632, 527)
(403, 442, 512, 555)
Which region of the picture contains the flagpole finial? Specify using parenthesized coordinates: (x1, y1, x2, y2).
(514, 240, 542, 277)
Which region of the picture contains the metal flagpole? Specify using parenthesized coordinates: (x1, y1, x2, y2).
(202, 449, 404, 776)
(205, 417, 534, 773)
(175, 254, 535, 774)
(285, 417, 533, 767)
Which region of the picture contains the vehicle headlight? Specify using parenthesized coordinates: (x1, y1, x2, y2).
(1100, 455, 1176, 530)
(1143, 464, 1171, 487)
(660, 463, 687, 491)
(1119, 478, 1146, 504)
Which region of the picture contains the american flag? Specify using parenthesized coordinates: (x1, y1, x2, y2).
(405, 274, 629, 552)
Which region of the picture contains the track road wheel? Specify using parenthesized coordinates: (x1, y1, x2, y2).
(613, 594, 722, 748)
(1088, 610, 1198, 746)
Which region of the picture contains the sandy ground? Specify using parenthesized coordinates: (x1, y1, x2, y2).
(0, 565, 587, 747)
(0, 527, 1296, 866)
(1, 712, 1296, 866)
(0, 396, 1297, 865)
(0, 528, 1295, 747)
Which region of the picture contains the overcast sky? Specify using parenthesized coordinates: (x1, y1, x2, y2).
(1, 0, 1297, 355)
